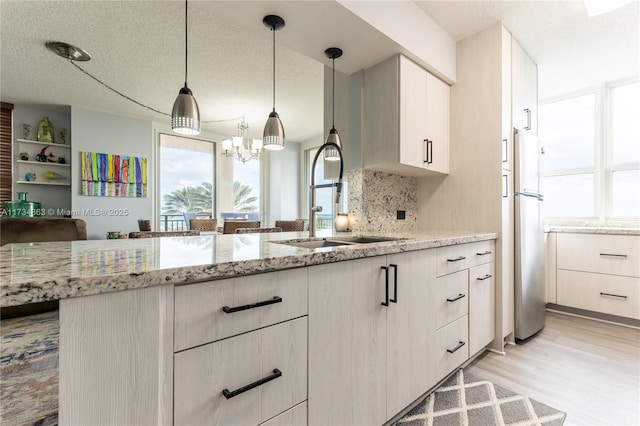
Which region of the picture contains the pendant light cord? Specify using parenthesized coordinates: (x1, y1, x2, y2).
(272, 24, 276, 112)
(332, 56, 335, 128)
(184, 0, 188, 86)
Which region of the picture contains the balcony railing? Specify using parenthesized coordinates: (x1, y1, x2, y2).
(159, 213, 334, 232)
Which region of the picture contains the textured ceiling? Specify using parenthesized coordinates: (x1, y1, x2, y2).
(415, 0, 640, 98)
(2, 0, 638, 139)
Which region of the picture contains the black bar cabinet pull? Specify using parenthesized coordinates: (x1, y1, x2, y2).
(476, 250, 492, 256)
(389, 264, 398, 303)
(222, 369, 282, 399)
(447, 256, 466, 262)
(427, 139, 433, 164)
(599, 292, 627, 299)
(446, 293, 466, 303)
(222, 296, 282, 314)
(477, 274, 492, 281)
(423, 139, 429, 163)
(599, 253, 627, 258)
(381, 266, 389, 306)
(447, 341, 466, 354)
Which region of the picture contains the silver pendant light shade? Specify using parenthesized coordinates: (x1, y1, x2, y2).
(324, 47, 344, 161)
(172, 0, 201, 135)
(262, 15, 286, 150)
(172, 84, 200, 135)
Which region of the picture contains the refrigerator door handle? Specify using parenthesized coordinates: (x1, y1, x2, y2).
(514, 191, 543, 200)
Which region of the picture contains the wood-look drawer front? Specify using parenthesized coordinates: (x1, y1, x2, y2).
(260, 402, 307, 426)
(436, 240, 495, 277)
(436, 269, 469, 329)
(175, 268, 308, 351)
(435, 315, 469, 381)
(557, 233, 640, 277)
(557, 270, 640, 320)
(174, 317, 308, 426)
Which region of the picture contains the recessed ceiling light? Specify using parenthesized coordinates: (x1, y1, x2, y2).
(45, 41, 91, 61)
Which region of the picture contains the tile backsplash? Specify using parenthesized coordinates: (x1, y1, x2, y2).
(346, 169, 417, 233)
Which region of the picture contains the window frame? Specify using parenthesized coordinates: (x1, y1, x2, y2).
(539, 77, 639, 220)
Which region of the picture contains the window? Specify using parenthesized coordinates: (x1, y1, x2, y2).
(159, 134, 215, 230)
(230, 159, 260, 217)
(539, 80, 639, 219)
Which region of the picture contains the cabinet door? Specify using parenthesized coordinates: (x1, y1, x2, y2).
(308, 256, 387, 426)
(386, 250, 437, 416)
(399, 55, 429, 170)
(424, 73, 450, 174)
(512, 38, 537, 134)
(469, 263, 496, 355)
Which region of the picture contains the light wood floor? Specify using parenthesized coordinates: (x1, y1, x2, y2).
(466, 311, 640, 426)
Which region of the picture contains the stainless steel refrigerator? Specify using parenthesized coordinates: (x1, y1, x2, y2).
(514, 128, 546, 340)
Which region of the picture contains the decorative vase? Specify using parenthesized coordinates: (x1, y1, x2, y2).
(334, 213, 350, 232)
(37, 116, 54, 143)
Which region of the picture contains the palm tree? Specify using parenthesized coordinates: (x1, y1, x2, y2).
(233, 181, 258, 212)
(163, 186, 209, 214)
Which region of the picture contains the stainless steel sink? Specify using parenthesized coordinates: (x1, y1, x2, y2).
(272, 236, 404, 249)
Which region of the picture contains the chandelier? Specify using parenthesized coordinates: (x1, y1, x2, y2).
(222, 119, 262, 164)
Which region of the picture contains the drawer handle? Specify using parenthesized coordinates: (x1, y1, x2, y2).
(447, 341, 466, 354)
(599, 292, 627, 300)
(446, 293, 466, 303)
(222, 369, 282, 399)
(222, 296, 282, 314)
(447, 256, 466, 262)
(599, 253, 627, 258)
(477, 274, 492, 281)
(476, 251, 492, 256)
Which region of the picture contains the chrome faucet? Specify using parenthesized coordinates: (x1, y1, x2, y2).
(309, 141, 344, 238)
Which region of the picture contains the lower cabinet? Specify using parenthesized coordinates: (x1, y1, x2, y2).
(469, 263, 496, 355)
(308, 250, 437, 425)
(552, 232, 640, 320)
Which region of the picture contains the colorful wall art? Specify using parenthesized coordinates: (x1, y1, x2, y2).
(81, 151, 147, 197)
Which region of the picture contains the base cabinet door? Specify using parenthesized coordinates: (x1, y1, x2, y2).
(386, 250, 437, 416)
(174, 318, 307, 426)
(308, 256, 387, 426)
(469, 262, 496, 355)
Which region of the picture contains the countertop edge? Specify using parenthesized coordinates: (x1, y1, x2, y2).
(1, 232, 496, 308)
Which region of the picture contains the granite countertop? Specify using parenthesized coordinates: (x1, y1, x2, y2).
(544, 220, 640, 235)
(0, 230, 496, 308)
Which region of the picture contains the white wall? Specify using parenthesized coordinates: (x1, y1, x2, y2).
(71, 107, 153, 240)
(12, 105, 72, 213)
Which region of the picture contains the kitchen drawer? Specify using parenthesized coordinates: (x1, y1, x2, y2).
(436, 240, 495, 277)
(435, 269, 468, 329)
(435, 315, 469, 381)
(557, 233, 640, 278)
(557, 270, 640, 320)
(174, 317, 308, 426)
(174, 268, 308, 351)
(469, 262, 495, 355)
(260, 402, 307, 426)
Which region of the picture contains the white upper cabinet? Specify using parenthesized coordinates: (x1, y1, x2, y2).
(512, 39, 538, 134)
(364, 54, 450, 176)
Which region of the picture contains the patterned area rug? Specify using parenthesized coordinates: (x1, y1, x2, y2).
(396, 369, 567, 426)
(0, 310, 59, 426)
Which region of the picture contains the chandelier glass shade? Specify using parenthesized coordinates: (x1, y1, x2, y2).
(222, 120, 262, 164)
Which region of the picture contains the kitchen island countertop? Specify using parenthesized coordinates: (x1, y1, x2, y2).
(1, 230, 496, 308)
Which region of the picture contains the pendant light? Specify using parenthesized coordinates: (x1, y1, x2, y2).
(324, 47, 343, 161)
(172, 0, 200, 135)
(262, 15, 286, 150)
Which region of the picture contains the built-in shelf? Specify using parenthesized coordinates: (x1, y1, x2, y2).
(17, 138, 71, 149)
(17, 160, 70, 168)
(16, 180, 70, 186)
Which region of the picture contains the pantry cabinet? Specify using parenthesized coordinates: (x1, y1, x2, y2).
(363, 54, 450, 176)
